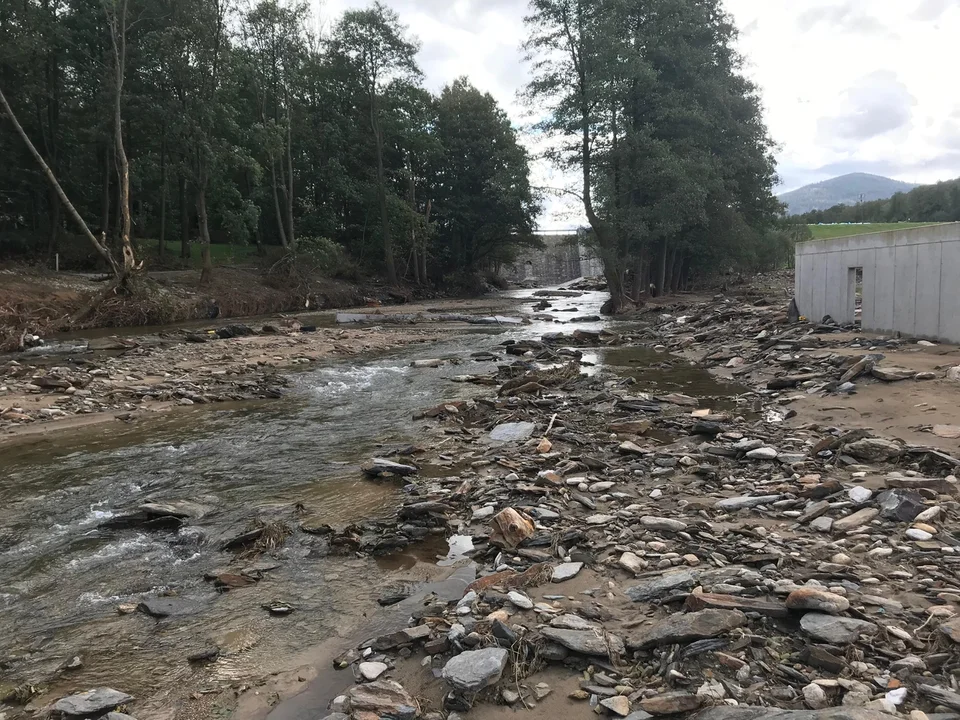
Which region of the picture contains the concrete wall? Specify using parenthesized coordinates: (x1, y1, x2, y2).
(795, 223, 960, 341)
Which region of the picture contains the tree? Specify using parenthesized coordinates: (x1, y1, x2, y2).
(433, 78, 540, 272)
(330, 2, 421, 286)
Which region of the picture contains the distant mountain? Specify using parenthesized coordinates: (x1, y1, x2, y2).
(779, 173, 919, 216)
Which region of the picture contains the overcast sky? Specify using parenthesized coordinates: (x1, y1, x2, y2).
(318, 0, 960, 227)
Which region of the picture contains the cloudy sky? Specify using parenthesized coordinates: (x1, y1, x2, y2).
(318, 0, 960, 227)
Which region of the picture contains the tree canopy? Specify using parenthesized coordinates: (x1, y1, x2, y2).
(0, 0, 540, 285)
(798, 177, 960, 225)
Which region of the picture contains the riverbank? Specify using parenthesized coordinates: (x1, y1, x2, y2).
(7, 279, 960, 720)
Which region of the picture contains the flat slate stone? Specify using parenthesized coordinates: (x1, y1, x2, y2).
(489, 422, 537, 443)
(540, 627, 625, 656)
(552, 562, 584, 582)
(53, 688, 134, 716)
(799, 613, 878, 643)
(137, 597, 202, 618)
(695, 708, 898, 720)
(627, 609, 747, 649)
(626, 569, 699, 602)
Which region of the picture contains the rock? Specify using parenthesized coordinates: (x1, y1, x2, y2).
(800, 613, 878, 643)
(52, 688, 134, 716)
(104, 714, 138, 720)
(367, 624, 432, 651)
(638, 692, 702, 715)
(137, 597, 201, 617)
(716, 495, 782, 511)
(346, 680, 417, 718)
(627, 609, 747, 649)
(619, 552, 647, 575)
(359, 662, 388, 681)
(786, 588, 851, 614)
(906, 528, 934, 541)
(502, 688, 520, 704)
(601, 696, 632, 716)
(877, 490, 925, 522)
(847, 486, 872, 504)
(609, 420, 652, 434)
(507, 591, 533, 609)
(871, 366, 915, 382)
(139, 500, 214, 519)
(685, 592, 788, 618)
(803, 683, 830, 710)
(746, 447, 779, 460)
(362, 458, 419, 477)
(626, 569, 699, 602)
(845, 438, 902, 462)
(640, 516, 687, 532)
(550, 614, 599, 631)
(695, 709, 897, 720)
(939, 617, 960, 643)
(490, 507, 535, 549)
(810, 517, 834, 533)
(832, 508, 879, 533)
(441, 648, 509, 692)
(489, 422, 537, 443)
(540, 628, 625, 656)
(552, 562, 584, 582)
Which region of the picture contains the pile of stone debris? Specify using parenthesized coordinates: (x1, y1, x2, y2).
(319, 314, 960, 720)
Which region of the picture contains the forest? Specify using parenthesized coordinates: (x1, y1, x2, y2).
(798, 177, 960, 226)
(0, 0, 540, 287)
(0, 0, 793, 313)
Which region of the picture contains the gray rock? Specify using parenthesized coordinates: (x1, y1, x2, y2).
(540, 627, 625, 656)
(627, 609, 747, 649)
(441, 648, 509, 692)
(104, 714, 138, 720)
(626, 569, 699, 602)
(552, 562, 584, 582)
(695, 708, 896, 720)
(489, 422, 537, 443)
(601, 696, 632, 716)
(640, 516, 687, 532)
(507, 590, 533, 609)
(810, 516, 833, 533)
(715, 495, 782, 511)
(847, 486, 873, 504)
(346, 679, 417, 718)
(359, 661, 388, 681)
(877, 489, 925, 522)
(845, 438, 902, 462)
(746, 447, 778, 460)
(319, 715, 349, 720)
(625, 713, 655, 720)
(786, 588, 850, 614)
(871, 366, 915, 382)
(550, 614, 599, 631)
(53, 688, 134, 716)
(800, 613, 878, 643)
(831, 508, 879, 533)
(137, 597, 201, 618)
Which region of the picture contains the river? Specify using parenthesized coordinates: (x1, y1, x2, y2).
(0, 289, 746, 716)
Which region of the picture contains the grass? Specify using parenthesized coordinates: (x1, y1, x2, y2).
(808, 222, 941, 240)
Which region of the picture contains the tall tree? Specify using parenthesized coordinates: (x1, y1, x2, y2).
(330, 2, 421, 286)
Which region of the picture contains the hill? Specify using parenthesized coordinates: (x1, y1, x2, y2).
(779, 173, 918, 215)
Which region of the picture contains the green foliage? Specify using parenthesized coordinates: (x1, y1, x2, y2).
(807, 222, 940, 240)
(524, 0, 782, 302)
(0, 0, 538, 285)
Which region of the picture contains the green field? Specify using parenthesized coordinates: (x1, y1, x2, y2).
(807, 222, 940, 240)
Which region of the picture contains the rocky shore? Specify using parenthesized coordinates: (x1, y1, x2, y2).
(9, 280, 960, 720)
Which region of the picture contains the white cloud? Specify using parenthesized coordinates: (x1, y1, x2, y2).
(315, 0, 960, 221)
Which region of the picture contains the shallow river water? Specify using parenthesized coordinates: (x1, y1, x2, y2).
(0, 289, 747, 714)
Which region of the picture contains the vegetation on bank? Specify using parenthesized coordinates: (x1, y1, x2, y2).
(797, 177, 960, 226)
(524, 0, 787, 311)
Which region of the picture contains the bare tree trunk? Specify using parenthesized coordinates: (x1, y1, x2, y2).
(179, 173, 190, 259)
(0, 83, 118, 275)
(407, 161, 419, 285)
(371, 97, 397, 285)
(159, 131, 167, 259)
(420, 198, 430, 282)
(284, 97, 296, 250)
(197, 182, 213, 284)
(106, 0, 136, 275)
(270, 160, 289, 249)
(657, 238, 668, 297)
(100, 144, 111, 239)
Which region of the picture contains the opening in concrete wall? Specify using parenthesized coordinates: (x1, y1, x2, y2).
(848, 267, 863, 328)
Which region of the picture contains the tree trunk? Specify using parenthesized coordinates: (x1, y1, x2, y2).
(0, 83, 118, 275)
(197, 184, 213, 284)
(671, 252, 683, 293)
(284, 100, 295, 250)
(421, 198, 430, 282)
(100, 144, 112, 240)
(630, 248, 645, 303)
(657, 238, 668, 297)
(664, 246, 676, 296)
(179, 173, 190, 259)
(47, 186, 60, 257)
(158, 132, 167, 258)
(108, 0, 136, 275)
(371, 98, 397, 285)
(270, 160, 289, 249)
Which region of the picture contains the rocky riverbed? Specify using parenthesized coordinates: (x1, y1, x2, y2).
(7, 279, 960, 720)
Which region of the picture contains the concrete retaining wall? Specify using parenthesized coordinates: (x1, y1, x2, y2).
(795, 223, 960, 341)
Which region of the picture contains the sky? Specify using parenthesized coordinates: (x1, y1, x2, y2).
(317, 0, 960, 227)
